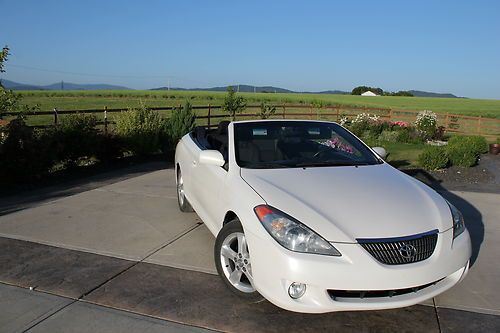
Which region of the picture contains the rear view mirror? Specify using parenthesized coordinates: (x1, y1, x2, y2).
(199, 150, 225, 167)
(371, 147, 387, 159)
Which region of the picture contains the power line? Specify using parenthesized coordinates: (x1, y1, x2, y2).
(6, 63, 174, 79)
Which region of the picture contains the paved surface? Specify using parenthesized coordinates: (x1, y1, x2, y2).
(0, 162, 499, 332)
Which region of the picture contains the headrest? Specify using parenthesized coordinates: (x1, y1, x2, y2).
(217, 121, 230, 135)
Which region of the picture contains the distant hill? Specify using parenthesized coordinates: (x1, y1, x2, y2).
(0, 79, 131, 91)
(1, 80, 461, 98)
(408, 90, 460, 98)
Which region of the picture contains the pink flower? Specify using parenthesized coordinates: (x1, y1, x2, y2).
(392, 121, 409, 128)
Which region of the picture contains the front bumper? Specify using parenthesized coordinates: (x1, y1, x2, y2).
(245, 227, 471, 313)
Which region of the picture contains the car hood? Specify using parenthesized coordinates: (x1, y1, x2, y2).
(240, 163, 452, 243)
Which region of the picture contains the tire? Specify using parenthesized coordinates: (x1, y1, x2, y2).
(176, 168, 194, 212)
(215, 218, 264, 303)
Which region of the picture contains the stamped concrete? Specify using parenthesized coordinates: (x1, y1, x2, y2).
(0, 237, 133, 298)
(27, 299, 214, 333)
(145, 224, 217, 274)
(437, 307, 500, 333)
(0, 283, 72, 333)
(85, 262, 440, 333)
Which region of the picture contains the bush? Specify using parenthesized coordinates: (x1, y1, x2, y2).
(418, 146, 449, 170)
(55, 113, 98, 165)
(165, 101, 195, 146)
(94, 134, 124, 163)
(446, 145, 478, 167)
(114, 103, 167, 155)
(222, 86, 246, 119)
(395, 126, 423, 144)
(447, 135, 488, 155)
(0, 117, 57, 180)
(415, 110, 438, 140)
(258, 102, 276, 119)
(378, 130, 399, 142)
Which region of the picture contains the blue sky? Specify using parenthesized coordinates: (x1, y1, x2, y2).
(2, 0, 499, 98)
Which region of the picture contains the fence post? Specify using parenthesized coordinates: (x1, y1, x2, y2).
(207, 104, 211, 128)
(477, 116, 481, 133)
(336, 107, 339, 121)
(445, 113, 450, 130)
(389, 109, 393, 122)
(282, 105, 286, 119)
(53, 108, 58, 126)
(309, 105, 313, 119)
(104, 106, 108, 135)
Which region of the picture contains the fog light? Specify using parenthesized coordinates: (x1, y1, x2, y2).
(288, 282, 306, 299)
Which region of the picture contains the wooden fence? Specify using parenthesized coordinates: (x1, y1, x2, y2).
(1, 104, 499, 138)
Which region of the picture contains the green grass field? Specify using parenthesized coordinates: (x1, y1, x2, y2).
(14, 90, 500, 119)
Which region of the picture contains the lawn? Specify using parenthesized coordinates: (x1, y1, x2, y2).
(14, 90, 500, 119)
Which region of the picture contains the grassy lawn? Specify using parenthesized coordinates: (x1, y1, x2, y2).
(14, 90, 500, 119)
(383, 142, 425, 168)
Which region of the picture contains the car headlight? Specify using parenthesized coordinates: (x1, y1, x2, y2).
(447, 201, 465, 239)
(254, 205, 341, 256)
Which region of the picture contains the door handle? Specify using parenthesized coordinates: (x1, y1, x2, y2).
(192, 160, 197, 166)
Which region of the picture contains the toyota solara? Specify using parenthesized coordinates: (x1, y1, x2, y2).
(174, 119, 471, 313)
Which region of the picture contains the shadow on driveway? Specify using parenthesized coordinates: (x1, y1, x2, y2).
(0, 161, 171, 217)
(404, 169, 484, 266)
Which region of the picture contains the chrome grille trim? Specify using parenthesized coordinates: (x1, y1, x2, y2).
(357, 229, 438, 265)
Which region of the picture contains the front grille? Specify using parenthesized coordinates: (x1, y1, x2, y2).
(357, 229, 438, 265)
(328, 278, 444, 300)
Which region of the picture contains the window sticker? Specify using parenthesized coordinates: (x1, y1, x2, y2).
(308, 128, 320, 135)
(252, 128, 268, 136)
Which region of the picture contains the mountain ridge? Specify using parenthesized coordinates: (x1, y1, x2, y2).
(1, 79, 460, 98)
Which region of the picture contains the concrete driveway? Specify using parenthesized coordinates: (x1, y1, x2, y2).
(0, 162, 499, 332)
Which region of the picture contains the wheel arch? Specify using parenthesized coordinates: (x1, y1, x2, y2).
(223, 211, 239, 225)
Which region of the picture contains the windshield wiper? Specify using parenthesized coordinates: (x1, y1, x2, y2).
(294, 161, 370, 167)
(244, 162, 296, 169)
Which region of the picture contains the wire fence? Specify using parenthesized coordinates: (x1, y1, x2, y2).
(1, 104, 499, 138)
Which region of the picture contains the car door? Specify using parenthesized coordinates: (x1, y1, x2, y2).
(190, 151, 227, 232)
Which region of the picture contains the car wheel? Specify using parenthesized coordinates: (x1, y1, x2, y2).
(215, 218, 264, 303)
(176, 168, 193, 212)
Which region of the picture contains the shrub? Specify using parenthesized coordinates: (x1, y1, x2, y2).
(378, 130, 399, 142)
(258, 102, 276, 119)
(447, 135, 488, 155)
(446, 145, 478, 167)
(222, 86, 246, 119)
(0, 117, 57, 180)
(114, 103, 167, 155)
(55, 113, 98, 164)
(395, 126, 423, 144)
(94, 134, 124, 163)
(418, 146, 449, 170)
(165, 101, 195, 145)
(415, 110, 437, 140)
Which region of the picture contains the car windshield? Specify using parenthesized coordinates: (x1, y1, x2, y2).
(234, 121, 382, 169)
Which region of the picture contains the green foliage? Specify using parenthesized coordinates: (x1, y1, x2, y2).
(446, 145, 478, 167)
(415, 110, 438, 140)
(418, 146, 449, 170)
(394, 127, 422, 144)
(114, 103, 167, 155)
(165, 101, 195, 145)
(222, 86, 246, 119)
(55, 113, 98, 164)
(378, 129, 400, 142)
(258, 102, 276, 119)
(0, 46, 9, 73)
(384, 90, 414, 97)
(0, 116, 57, 180)
(352, 86, 384, 96)
(447, 135, 488, 155)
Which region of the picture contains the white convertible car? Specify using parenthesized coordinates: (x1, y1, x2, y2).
(174, 119, 471, 313)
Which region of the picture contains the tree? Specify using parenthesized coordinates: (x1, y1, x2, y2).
(0, 46, 21, 113)
(352, 86, 384, 96)
(166, 101, 195, 144)
(222, 86, 246, 120)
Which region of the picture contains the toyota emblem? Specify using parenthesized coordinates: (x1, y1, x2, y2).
(399, 244, 417, 259)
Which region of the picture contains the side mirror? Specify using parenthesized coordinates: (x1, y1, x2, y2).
(372, 147, 387, 159)
(199, 150, 225, 167)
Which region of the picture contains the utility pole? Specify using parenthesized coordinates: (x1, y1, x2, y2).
(167, 78, 170, 91)
(61, 80, 64, 90)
